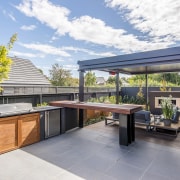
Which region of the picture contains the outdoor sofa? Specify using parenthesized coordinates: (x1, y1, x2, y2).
(105, 110, 180, 136)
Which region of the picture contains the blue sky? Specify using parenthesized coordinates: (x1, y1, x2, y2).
(1, 0, 180, 78)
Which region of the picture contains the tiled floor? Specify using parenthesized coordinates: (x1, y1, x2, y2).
(1, 121, 180, 180)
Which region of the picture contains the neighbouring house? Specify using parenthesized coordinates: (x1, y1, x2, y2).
(96, 77, 106, 85)
(1, 56, 51, 86)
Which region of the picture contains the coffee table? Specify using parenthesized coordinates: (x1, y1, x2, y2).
(150, 115, 180, 136)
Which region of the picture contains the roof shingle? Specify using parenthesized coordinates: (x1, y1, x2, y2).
(2, 57, 50, 86)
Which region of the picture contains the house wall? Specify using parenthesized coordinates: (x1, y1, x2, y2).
(149, 91, 180, 115)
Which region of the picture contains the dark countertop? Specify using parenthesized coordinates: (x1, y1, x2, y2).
(0, 106, 63, 118)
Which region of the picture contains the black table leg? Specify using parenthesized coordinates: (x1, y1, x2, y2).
(119, 114, 129, 146)
(127, 115, 132, 144)
(131, 114, 135, 142)
(119, 114, 135, 146)
(79, 109, 84, 128)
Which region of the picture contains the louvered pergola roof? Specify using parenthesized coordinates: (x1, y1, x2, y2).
(78, 46, 180, 74)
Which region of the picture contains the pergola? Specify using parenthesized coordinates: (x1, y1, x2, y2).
(78, 46, 180, 107)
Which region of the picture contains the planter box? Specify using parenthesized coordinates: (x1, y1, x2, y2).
(84, 109, 110, 121)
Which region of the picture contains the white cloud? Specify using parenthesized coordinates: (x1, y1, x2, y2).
(3, 10, 16, 21)
(15, 0, 179, 53)
(105, 0, 180, 42)
(63, 64, 78, 71)
(8, 13, 16, 22)
(55, 58, 65, 62)
(69, 15, 154, 52)
(36, 65, 50, 70)
(16, 0, 71, 35)
(20, 25, 36, 30)
(10, 50, 41, 58)
(51, 35, 58, 41)
(61, 46, 116, 57)
(18, 42, 115, 59)
(19, 43, 71, 57)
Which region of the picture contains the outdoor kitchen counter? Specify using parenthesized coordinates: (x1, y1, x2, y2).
(0, 105, 63, 154)
(49, 101, 142, 146)
(0, 106, 62, 118)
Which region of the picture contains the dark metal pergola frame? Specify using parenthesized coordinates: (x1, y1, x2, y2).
(78, 46, 180, 108)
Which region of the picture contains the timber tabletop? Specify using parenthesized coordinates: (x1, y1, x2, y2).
(49, 101, 142, 115)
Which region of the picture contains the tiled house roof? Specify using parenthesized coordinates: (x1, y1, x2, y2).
(2, 57, 51, 86)
(96, 77, 106, 85)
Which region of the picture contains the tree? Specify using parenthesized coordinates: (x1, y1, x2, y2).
(38, 68, 49, 81)
(107, 76, 115, 84)
(65, 77, 79, 86)
(106, 75, 122, 86)
(0, 33, 17, 90)
(128, 73, 180, 87)
(38, 68, 44, 74)
(160, 73, 180, 85)
(85, 71, 96, 86)
(49, 63, 72, 86)
(128, 75, 146, 86)
(136, 80, 145, 104)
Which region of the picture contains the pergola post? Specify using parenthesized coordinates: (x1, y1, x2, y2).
(116, 72, 120, 104)
(79, 70, 85, 128)
(145, 73, 148, 110)
(79, 70, 85, 102)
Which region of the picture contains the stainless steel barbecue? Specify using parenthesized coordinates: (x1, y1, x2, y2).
(0, 103, 33, 116)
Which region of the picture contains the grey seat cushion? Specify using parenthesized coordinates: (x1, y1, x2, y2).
(134, 110, 151, 123)
(172, 110, 180, 123)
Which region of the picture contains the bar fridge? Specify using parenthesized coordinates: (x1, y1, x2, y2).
(44, 109, 61, 139)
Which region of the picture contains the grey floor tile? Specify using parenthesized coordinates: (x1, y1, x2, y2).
(106, 160, 144, 180)
(53, 171, 85, 180)
(72, 153, 117, 173)
(69, 163, 117, 180)
(94, 143, 130, 162)
(141, 172, 171, 180)
(118, 148, 160, 170)
(147, 150, 180, 179)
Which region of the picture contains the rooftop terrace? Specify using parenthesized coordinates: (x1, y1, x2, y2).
(0, 121, 180, 179)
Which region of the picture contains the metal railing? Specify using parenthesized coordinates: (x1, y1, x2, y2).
(0, 85, 116, 96)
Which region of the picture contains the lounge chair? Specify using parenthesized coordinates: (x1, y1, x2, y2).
(105, 111, 153, 130)
(134, 110, 153, 131)
(172, 110, 180, 123)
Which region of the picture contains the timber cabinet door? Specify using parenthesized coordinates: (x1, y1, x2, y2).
(0, 116, 19, 154)
(18, 113, 40, 148)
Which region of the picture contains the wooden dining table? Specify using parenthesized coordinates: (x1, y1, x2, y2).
(49, 101, 142, 146)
